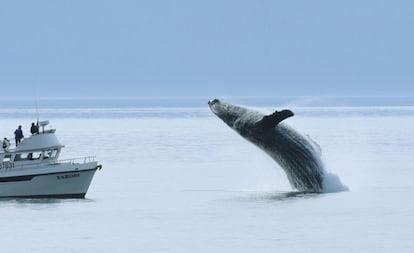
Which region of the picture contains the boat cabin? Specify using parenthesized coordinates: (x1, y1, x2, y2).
(1, 121, 64, 170)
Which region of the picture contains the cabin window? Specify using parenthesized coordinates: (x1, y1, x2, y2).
(30, 151, 42, 160)
(3, 154, 11, 162)
(14, 153, 26, 161)
(50, 149, 59, 158)
(43, 149, 59, 159)
(14, 152, 42, 161)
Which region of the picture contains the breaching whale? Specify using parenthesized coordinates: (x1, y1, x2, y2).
(208, 98, 345, 193)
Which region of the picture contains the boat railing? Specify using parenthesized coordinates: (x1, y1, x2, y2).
(56, 156, 96, 164)
(1, 156, 96, 171)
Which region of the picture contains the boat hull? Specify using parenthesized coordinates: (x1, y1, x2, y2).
(0, 166, 98, 198)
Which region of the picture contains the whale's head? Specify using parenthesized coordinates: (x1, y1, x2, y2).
(208, 98, 295, 139)
(208, 99, 261, 130)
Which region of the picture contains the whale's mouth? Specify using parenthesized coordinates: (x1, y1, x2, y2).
(208, 98, 220, 106)
(208, 98, 222, 116)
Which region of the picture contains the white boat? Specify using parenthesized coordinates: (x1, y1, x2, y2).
(0, 120, 101, 198)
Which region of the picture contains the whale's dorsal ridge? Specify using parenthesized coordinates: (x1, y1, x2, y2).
(256, 109, 294, 129)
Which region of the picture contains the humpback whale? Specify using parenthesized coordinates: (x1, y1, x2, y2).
(208, 98, 345, 193)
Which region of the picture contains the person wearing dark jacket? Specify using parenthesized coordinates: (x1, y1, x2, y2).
(31, 122, 39, 135)
(14, 125, 24, 146)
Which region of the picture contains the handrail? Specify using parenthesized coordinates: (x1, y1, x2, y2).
(1, 156, 96, 171)
(56, 156, 96, 164)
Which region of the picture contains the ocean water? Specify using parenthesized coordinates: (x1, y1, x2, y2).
(1, 98, 414, 252)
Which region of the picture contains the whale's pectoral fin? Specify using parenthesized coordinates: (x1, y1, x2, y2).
(256, 109, 294, 129)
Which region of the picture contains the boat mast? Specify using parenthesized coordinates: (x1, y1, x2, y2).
(35, 93, 40, 126)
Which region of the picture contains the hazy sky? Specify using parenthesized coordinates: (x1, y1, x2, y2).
(1, 1, 413, 98)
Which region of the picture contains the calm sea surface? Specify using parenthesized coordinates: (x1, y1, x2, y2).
(1, 98, 414, 252)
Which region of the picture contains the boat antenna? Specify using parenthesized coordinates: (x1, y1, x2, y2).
(35, 92, 40, 125)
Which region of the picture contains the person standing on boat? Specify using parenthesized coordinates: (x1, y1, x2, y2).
(30, 122, 39, 135)
(14, 125, 24, 146)
(2, 137, 10, 151)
